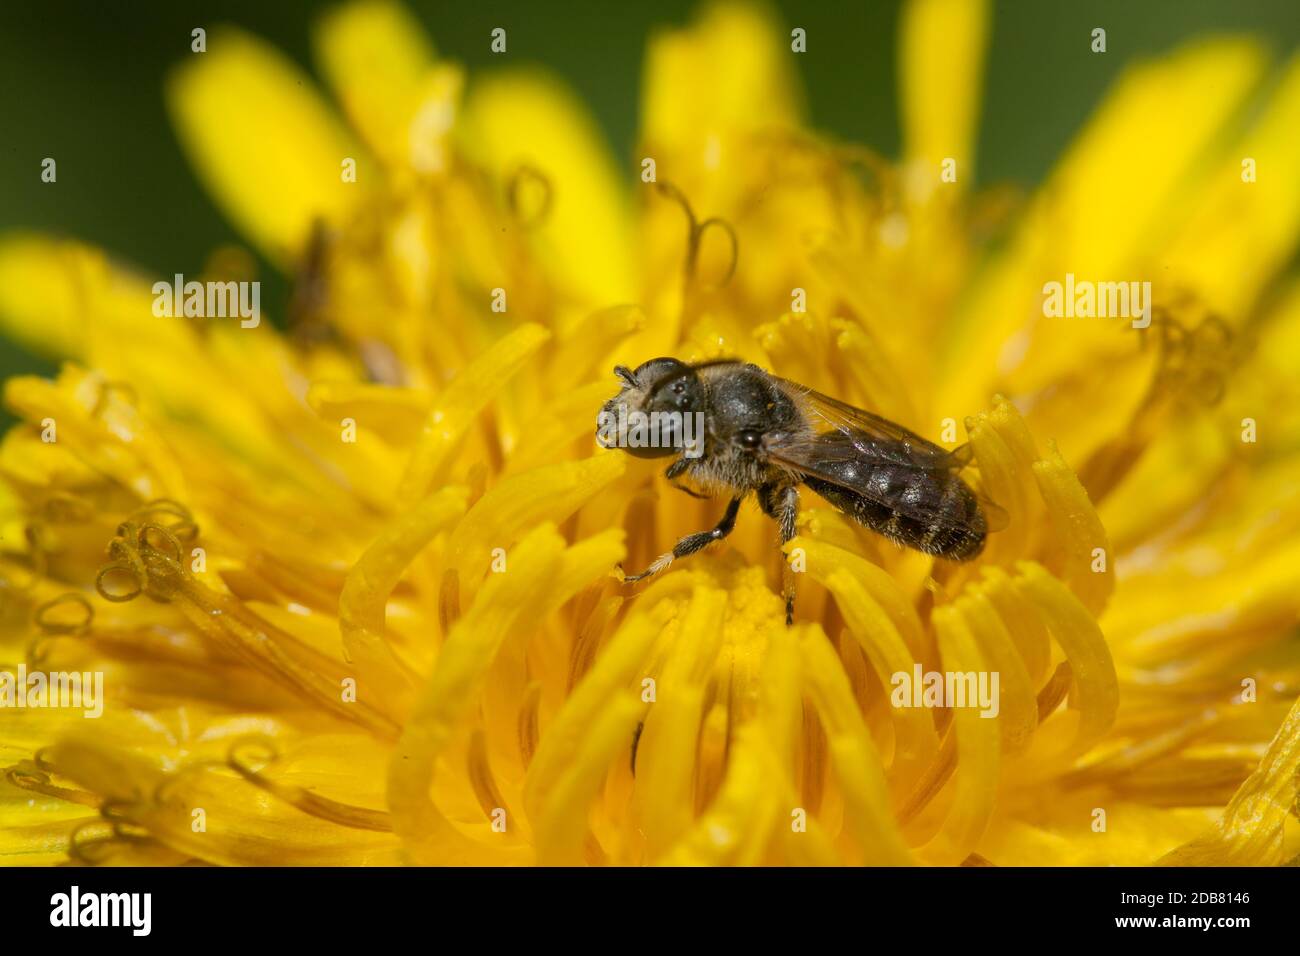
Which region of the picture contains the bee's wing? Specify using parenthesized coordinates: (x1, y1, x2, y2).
(697, 370, 1008, 531)
(765, 426, 1010, 534)
(772, 379, 1004, 527)
(773, 378, 961, 470)
(688, 362, 959, 466)
(764, 431, 1008, 535)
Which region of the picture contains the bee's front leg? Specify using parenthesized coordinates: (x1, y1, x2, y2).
(621, 497, 742, 583)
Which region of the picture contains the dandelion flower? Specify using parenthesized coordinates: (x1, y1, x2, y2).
(2, 0, 1300, 866)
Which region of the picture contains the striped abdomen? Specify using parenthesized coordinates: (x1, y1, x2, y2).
(803, 459, 986, 561)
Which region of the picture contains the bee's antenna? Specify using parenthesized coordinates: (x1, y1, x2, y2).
(614, 365, 637, 387)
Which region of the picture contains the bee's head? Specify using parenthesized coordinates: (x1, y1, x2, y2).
(596, 358, 705, 459)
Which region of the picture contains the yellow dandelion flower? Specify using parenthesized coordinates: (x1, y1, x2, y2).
(2, 0, 1300, 868)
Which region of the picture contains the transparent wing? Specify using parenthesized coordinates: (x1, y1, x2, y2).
(765, 428, 1009, 534)
(771, 378, 1008, 527)
(980, 492, 1010, 533)
(690, 365, 1008, 532)
(773, 377, 960, 469)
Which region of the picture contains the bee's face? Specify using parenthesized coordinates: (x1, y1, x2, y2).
(597, 358, 705, 459)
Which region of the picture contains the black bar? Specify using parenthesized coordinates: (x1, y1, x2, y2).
(0, 866, 1287, 941)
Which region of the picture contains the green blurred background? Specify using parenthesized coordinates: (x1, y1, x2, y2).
(2, 0, 1299, 425)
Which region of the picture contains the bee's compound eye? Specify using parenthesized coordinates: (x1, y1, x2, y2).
(737, 429, 762, 450)
(633, 357, 691, 385)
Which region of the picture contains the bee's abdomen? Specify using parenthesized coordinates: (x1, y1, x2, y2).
(803, 463, 986, 561)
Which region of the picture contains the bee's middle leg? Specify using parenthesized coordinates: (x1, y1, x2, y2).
(662, 459, 709, 498)
(759, 483, 799, 625)
(669, 482, 712, 500)
(660, 457, 712, 502)
(622, 497, 742, 583)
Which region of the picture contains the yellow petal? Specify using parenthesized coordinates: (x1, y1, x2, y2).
(525, 611, 663, 826)
(641, 1, 801, 153)
(1032, 442, 1113, 616)
(0, 235, 100, 359)
(1159, 694, 1300, 865)
(977, 565, 1051, 686)
(656, 723, 783, 866)
(396, 322, 550, 504)
(535, 693, 642, 866)
(339, 485, 468, 720)
(460, 69, 634, 304)
(635, 586, 727, 858)
(982, 805, 1216, 866)
(899, 0, 990, 188)
(796, 538, 939, 791)
(918, 605, 999, 864)
(942, 38, 1267, 413)
(313, 0, 452, 172)
(1015, 560, 1118, 753)
(801, 623, 915, 865)
(506, 380, 616, 475)
(388, 524, 589, 865)
(966, 397, 1040, 562)
(954, 588, 1037, 754)
(167, 28, 365, 265)
(444, 453, 624, 606)
(1160, 52, 1300, 318)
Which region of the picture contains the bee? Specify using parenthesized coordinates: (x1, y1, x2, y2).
(597, 357, 1004, 624)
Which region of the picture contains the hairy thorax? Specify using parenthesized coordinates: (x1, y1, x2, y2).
(680, 364, 811, 496)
